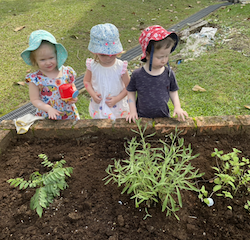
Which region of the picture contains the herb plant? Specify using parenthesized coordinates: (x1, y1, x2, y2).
(103, 119, 204, 220)
(199, 148, 250, 206)
(244, 200, 250, 214)
(7, 154, 73, 217)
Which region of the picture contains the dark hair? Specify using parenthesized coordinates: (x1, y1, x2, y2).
(145, 36, 176, 62)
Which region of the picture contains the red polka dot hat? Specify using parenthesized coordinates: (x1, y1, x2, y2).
(139, 25, 178, 62)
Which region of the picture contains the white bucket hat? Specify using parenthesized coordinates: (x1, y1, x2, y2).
(88, 23, 123, 55)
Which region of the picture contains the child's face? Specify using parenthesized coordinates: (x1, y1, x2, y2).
(97, 54, 117, 67)
(34, 42, 57, 74)
(146, 46, 172, 70)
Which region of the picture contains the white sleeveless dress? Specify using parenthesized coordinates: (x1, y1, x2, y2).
(86, 58, 129, 120)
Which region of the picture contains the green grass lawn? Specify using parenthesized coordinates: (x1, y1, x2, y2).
(172, 3, 250, 117)
(1, 0, 249, 119)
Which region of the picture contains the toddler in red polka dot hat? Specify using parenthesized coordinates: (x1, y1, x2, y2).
(126, 25, 188, 123)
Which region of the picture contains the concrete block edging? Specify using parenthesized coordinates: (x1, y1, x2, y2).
(1, 115, 250, 153)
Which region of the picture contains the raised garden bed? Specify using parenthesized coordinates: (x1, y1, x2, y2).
(0, 116, 250, 239)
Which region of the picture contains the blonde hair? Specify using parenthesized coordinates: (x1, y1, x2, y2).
(29, 41, 56, 67)
(93, 54, 99, 63)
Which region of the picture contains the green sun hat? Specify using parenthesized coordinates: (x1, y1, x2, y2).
(21, 30, 68, 69)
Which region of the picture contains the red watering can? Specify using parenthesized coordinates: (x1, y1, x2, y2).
(59, 84, 79, 101)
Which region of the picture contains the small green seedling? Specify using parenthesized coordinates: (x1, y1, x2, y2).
(199, 148, 250, 208)
(227, 205, 233, 210)
(198, 186, 214, 206)
(7, 154, 73, 217)
(212, 148, 250, 197)
(244, 200, 250, 214)
(143, 208, 152, 220)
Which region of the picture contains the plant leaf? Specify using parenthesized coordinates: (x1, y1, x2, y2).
(213, 185, 222, 192)
(176, 187, 182, 207)
(36, 206, 43, 218)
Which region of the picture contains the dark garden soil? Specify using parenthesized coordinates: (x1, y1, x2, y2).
(1, 131, 250, 240)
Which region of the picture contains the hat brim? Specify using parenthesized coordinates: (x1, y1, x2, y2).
(88, 50, 123, 56)
(88, 40, 123, 55)
(21, 42, 68, 69)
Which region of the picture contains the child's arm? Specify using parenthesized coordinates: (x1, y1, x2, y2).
(29, 82, 62, 120)
(126, 91, 138, 123)
(83, 69, 102, 104)
(105, 70, 130, 108)
(169, 90, 188, 121)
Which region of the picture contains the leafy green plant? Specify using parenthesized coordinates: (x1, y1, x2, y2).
(199, 148, 250, 206)
(103, 119, 204, 220)
(244, 200, 250, 214)
(7, 154, 73, 217)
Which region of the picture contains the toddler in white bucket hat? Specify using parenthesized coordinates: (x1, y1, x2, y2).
(83, 23, 130, 120)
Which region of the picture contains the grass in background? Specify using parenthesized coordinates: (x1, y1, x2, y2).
(171, 3, 250, 117)
(0, 0, 221, 117)
(175, 49, 250, 117)
(2, 0, 250, 119)
(79, 2, 250, 119)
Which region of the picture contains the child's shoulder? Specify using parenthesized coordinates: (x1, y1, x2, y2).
(25, 69, 41, 79)
(131, 66, 144, 75)
(115, 59, 128, 71)
(62, 66, 76, 80)
(63, 65, 75, 73)
(116, 58, 127, 64)
(25, 70, 44, 83)
(86, 58, 94, 64)
(86, 58, 96, 70)
(26, 69, 39, 77)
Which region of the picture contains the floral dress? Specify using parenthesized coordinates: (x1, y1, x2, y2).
(26, 66, 80, 120)
(86, 58, 129, 120)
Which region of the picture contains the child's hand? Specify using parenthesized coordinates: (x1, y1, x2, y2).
(173, 107, 188, 121)
(105, 96, 118, 108)
(93, 92, 102, 104)
(48, 108, 62, 120)
(68, 97, 78, 104)
(126, 111, 138, 123)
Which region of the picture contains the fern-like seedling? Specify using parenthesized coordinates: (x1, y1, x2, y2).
(7, 154, 73, 217)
